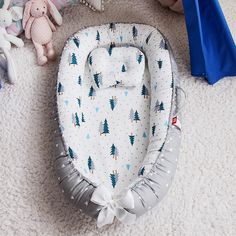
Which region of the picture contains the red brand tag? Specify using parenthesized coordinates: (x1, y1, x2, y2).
(172, 116, 181, 130)
(172, 116, 177, 125)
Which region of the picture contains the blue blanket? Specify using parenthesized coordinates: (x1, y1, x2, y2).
(183, 0, 236, 85)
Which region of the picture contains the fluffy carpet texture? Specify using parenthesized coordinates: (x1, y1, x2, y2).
(0, 0, 235, 235)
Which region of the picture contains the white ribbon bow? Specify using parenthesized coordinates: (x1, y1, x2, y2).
(91, 185, 136, 228)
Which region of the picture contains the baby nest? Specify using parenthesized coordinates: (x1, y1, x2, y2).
(54, 23, 182, 228)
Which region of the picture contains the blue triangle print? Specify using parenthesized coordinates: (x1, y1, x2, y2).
(126, 164, 131, 170)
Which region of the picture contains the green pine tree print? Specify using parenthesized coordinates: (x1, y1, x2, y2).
(132, 26, 138, 40)
(121, 64, 126, 72)
(75, 112, 80, 127)
(78, 76, 82, 85)
(146, 32, 152, 44)
(157, 59, 163, 69)
(108, 42, 116, 56)
(81, 112, 85, 122)
(171, 78, 174, 88)
(94, 73, 103, 88)
(68, 147, 76, 159)
(96, 30, 100, 42)
(58, 82, 64, 95)
(110, 144, 119, 160)
(77, 97, 81, 107)
(134, 110, 140, 122)
(94, 73, 99, 88)
(154, 100, 165, 113)
(129, 133, 135, 146)
(137, 54, 143, 64)
(152, 123, 156, 136)
(73, 37, 80, 48)
(109, 96, 117, 110)
(88, 86, 96, 99)
(138, 167, 145, 176)
(70, 53, 77, 66)
(114, 80, 124, 88)
(110, 170, 119, 188)
(72, 113, 78, 127)
(159, 102, 165, 112)
(88, 156, 95, 173)
(103, 119, 109, 136)
(154, 100, 160, 113)
(159, 39, 168, 50)
(88, 55, 93, 65)
(109, 23, 116, 32)
(141, 84, 149, 99)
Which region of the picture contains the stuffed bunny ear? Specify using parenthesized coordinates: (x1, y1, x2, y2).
(47, 0, 62, 26)
(22, 1, 32, 29)
(9, 6, 24, 21)
(2, 0, 11, 10)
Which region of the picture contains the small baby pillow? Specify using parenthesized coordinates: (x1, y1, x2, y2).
(88, 47, 145, 89)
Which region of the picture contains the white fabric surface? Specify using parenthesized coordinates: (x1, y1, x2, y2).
(57, 24, 173, 194)
(0, 0, 235, 235)
(89, 47, 145, 88)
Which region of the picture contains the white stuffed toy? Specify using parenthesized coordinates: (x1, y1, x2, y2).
(0, 0, 24, 84)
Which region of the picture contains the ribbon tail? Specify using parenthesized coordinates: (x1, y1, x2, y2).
(91, 185, 112, 206)
(116, 208, 136, 225)
(97, 207, 115, 228)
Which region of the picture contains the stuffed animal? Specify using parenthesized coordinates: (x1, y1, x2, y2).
(2, 0, 104, 37)
(158, 0, 183, 13)
(22, 0, 62, 66)
(0, 0, 24, 84)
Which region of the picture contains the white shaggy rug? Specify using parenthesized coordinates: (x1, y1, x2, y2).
(0, 0, 235, 235)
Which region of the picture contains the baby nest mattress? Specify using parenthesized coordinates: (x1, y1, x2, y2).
(54, 23, 182, 227)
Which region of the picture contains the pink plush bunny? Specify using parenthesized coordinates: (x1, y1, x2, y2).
(22, 0, 62, 66)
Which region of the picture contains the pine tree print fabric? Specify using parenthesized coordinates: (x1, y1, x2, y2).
(55, 23, 181, 227)
(58, 23, 174, 192)
(89, 47, 145, 89)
